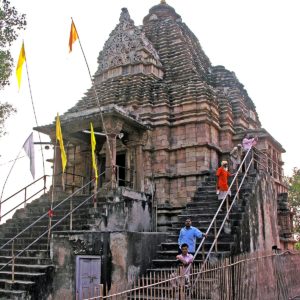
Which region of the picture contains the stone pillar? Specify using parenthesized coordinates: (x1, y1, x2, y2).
(50, 136, 63, 192)
(103, 119, 123, 189)
(128, 131, 148, 192)
(105, 133, 117, 188)
(136, 144, 144, 192)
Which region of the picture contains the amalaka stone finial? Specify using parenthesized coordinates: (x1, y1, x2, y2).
(119, 7, 131, 22)
(160, 0, 167, 4)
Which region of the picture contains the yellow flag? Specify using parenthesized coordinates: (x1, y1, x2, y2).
(56, 113, 67, 173)
(16, 42, 26, 90)
(90, 123, 98, 187)
(69, 20, 78, 52)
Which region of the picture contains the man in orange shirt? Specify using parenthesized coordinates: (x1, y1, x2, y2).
(216, 161, 231, 201)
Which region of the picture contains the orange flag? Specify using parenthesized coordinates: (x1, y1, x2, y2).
(69, 20, 78, 52)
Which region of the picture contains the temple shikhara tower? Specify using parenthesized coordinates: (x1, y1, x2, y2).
(0, 2, 297, 299)
(37, 4, 282, 205)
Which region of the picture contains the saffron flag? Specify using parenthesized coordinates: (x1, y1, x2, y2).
(23, 132, 35, 179)
(69, 20, 78, 52)
(90, 123, 98, 187)
(16, 42, 26, 90)
(56, 113, 67, 173)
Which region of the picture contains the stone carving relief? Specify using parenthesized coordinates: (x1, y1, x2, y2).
(97, 8, 162, 74)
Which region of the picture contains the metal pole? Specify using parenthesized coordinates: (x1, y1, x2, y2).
(214, 218, 218, 253)
(11, 240, 15, 283)
(43, 175, 47, 194)
(70, 196, 73, 231)
(47, 144, 57, 252)
(24, 187, 27, 208)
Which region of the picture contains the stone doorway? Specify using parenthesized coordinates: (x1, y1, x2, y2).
(76, 255, 101, 299)
(116, 153, 126, 186)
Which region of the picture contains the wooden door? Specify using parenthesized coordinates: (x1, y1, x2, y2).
(76, 256, 101, 299)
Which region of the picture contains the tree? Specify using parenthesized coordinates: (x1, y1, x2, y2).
(0, 0, 26, 135)
(287, 167, 300, 232)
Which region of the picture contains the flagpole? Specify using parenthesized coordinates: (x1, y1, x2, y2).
(0, 147, 23, 221)
(47, 142, 57, 251)
(71, 18, 114, 181)
(24, 42, 46, 177)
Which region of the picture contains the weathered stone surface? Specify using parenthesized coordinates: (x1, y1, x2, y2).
(235, 173, 280, 253)
(35, 1, 285, 216)
(50, 231, 168, 299)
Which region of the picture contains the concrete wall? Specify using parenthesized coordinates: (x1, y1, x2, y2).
(50, 231, 168, 299)
(235, 172, 280, 253)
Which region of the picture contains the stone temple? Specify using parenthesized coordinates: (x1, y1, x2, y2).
(38, 3, 284, 209)
(0, 1, 294, 299)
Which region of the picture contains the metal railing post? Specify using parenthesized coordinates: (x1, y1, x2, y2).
(70, 196, 73, 231)
(11, 240, 15, 283)
(214, 218, 218, 253)
(24, 187, 27, 208)
(236, 177, 239, 201)
(226, 196, 229, 213)
(43, 175, 47, 194)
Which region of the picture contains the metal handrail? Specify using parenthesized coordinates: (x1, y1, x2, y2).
(185, 147, 253, 279)
(193, 158, 253, 285)
(253, 147, 284, 176)
(253, 147, 283, 169)
(0, 177, 98, 251)
(0, 175, 48, 205)
(0, 181, 110, 273)
(252, 147, 288, 192)
(1, 188, 45, 220)
(0, 175, 48, 221)
(189, 146, 287, 287)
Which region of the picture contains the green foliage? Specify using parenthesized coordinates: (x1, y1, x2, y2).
(287, 168, 300, 232)
(0, 102, 16, 136)
(0, 0, 26, 135)
(0, 0, 26, 89)
(295, 242, 300, 251)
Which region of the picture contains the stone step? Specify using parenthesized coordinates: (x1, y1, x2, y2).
(0, 287, 28, 299)
(171, 219, 240, 229)
(177, 212, 242, 222)
(0, 256, 52, 265)
(155, 250, 230, 260)
(186, 199, 221, 208)
(0, 278, 35, 291)
(11, 207, 91, 220)
(0, 270, 45, 281)
(0, 243, 48, 251)
(0, 237, 48, 243)
(10, 213, 90, 226)
(160, 241, 232, 252)
(0, 263, 54, 273)
(1, 223, 86, 238)
(169, 225, 239, 235)
(0, 249, 49, 258)
(151, 259, 202, 269)
(165, 234, 234, 243)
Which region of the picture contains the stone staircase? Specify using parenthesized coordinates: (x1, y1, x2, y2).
(0, 173, 256, 299)
(144, 173, 255, 299)
(0, 193, 94, 299)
